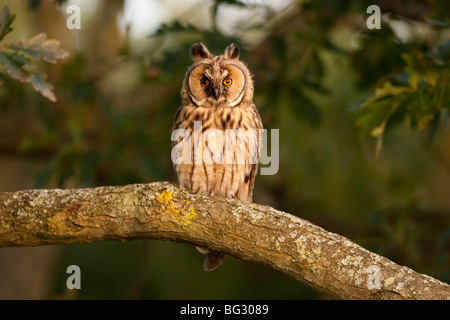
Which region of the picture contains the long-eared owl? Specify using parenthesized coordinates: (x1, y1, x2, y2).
(171, 43, 263, 271)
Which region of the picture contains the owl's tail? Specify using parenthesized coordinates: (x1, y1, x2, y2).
(196, 247, 227, 271)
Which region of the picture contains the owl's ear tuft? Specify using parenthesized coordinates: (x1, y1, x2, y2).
(224, 43, 240, 60)
(190, 43, 212, 61)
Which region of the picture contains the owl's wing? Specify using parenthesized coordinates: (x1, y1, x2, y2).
(235, 163, 257, 202)
(236, 121, 262, 203)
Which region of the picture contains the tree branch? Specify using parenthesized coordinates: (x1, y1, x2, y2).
(0, 181, 448, 299)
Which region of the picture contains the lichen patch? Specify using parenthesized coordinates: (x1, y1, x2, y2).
(156, 190, 196, 227)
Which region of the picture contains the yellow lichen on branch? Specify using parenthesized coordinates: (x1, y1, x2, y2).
(156, 189, 196, 227)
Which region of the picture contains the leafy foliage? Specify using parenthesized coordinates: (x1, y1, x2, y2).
(355, 18, 450, 154)
(0, 4, 68, 102)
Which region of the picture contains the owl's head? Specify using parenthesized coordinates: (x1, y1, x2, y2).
(182, 42, 253, 108)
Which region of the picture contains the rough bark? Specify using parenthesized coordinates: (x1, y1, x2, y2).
(0, 181, 448, 299)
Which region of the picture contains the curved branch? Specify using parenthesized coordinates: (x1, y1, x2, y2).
(0, 182, 448, 299)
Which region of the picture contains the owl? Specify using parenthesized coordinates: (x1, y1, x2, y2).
(171, 42, 263, 271)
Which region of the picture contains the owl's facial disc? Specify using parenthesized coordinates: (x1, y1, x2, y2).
(188, 63, 246, 107)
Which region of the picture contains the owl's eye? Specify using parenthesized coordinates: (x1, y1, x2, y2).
(200, 78, 210, 87)
(223, 78, 232, 86)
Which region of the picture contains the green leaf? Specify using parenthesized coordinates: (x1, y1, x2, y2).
(423, 70, 438, 87)
(10, 33, 69, 63)
(359, 82, 412, 109)
(374, 82, 412, 98)
(0, 5, 15, 42)
(29, 71, 56, 102)
(0, 52, 30, 81)
(356, 98, 394, 138)
(0, 5, 69, 102)
(356, 98, 397, 157)
(406, 67, 420, 90)
(355, 81, 414, 153)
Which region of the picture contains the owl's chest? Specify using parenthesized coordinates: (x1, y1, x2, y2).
(182, 105, 257, 132)
(174, 103, 261, 159)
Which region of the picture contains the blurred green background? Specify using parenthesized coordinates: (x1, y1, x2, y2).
(0, 0, 449, 299)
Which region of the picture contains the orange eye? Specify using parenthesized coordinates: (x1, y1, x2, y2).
(200, 78, 210, 87)
(223, 78, 232, 86)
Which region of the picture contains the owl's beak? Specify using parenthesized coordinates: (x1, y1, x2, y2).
(213, 86, 221, 100)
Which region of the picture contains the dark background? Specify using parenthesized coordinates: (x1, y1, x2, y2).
(0, 0, 449, 299)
